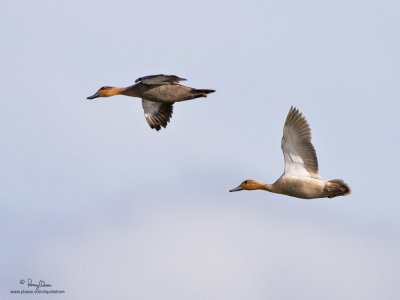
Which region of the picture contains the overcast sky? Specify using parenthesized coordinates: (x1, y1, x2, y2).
(1, 0, 399, 299)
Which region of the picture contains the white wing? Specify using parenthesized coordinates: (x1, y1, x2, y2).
(281, 107, 320, 178)
(142, 100, 173, 131)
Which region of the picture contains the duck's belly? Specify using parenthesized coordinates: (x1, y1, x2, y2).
(276, 177, 326, 199)
(141, 85, 192, 103)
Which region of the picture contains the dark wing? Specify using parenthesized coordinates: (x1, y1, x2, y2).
(281, 106, 319, 178)
(135, 74, 187, 85)
(142, 99, 173, 131)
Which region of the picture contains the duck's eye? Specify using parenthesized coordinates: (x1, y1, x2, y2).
(243, 180, 248, 184)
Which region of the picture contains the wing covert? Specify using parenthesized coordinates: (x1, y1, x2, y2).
(135, 74, 186, 85)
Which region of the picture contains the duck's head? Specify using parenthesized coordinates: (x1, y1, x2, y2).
(229, 180, 260, 192)
(87, 86, 118, 99)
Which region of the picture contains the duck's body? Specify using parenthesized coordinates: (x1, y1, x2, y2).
(87, 74, 215, 130)
(121, 83, 212, 103)
(243, 177, 349, 199)
(230, 107, 350, 199)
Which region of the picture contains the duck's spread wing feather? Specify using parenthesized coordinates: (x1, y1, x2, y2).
(281, 106, 319, 177)
(135, 74, 187, 85)
(142, 100, 173, 131)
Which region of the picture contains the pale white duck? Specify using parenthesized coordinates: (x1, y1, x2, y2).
(230, 106, 351, 199)
(87, 74, 215, 131)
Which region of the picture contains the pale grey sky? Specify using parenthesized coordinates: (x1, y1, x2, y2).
(1, 0, 399, 299)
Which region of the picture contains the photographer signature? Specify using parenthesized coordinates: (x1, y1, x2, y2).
(27, 278, 52, 291)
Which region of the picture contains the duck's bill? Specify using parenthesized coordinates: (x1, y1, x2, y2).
(87, 92, 100, 99)
(229, 185, 243, 192)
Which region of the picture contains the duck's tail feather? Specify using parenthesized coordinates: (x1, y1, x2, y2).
(325, 179, 351, 198)
(192, 88, 216, 95)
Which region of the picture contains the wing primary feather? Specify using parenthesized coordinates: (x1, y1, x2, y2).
(142, 99, 174, 131)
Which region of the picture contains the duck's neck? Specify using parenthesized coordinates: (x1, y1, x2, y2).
(107, 87, 125, 97)
(262, 183, 274, 192)
(120, 85, 140, 97)
(252, 181, 275, 192)
(260, 183, 274, 192)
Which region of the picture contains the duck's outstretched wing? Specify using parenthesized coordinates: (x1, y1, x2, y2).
(281, 106, 319, 178)
(135, 74, 187, 85)
(142, 99, 173, 131)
